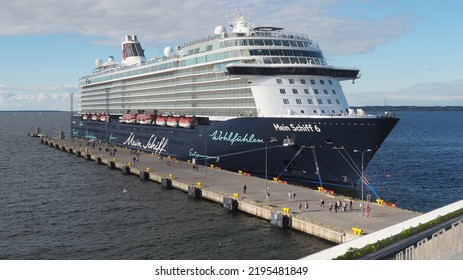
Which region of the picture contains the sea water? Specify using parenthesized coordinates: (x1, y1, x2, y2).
(0, 111, 462, 259)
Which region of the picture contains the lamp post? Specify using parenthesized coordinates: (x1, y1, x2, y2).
(199, 134, 208, 177)
(265, 137, 277, 193)
(105, 87, 110, 145)
(70, 92, 74, 140)
(354, 149, 372, 216)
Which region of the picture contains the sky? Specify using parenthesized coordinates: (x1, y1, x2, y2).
(0, 0, 462, 111)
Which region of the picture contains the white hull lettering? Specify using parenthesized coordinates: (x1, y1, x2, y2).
(273, 123, 321, 132)
(123, 132, 168, 155)
(209, 130, 264, 146)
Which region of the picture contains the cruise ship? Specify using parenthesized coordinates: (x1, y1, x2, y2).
(72, 10, 399, 196)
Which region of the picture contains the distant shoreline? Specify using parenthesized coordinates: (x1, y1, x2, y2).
(1, 106, 463, 112)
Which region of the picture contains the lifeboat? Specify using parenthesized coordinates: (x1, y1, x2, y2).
(155, 115, 167, 126)
(122, 113, 137, 124)
(99, 114, 109, 122)
(179, 116, 194, 128)
(91, 113, 100, 121)
(82, 113, 89, 120)
(136, 113, 154, 125)
(166, 116, 179, 127)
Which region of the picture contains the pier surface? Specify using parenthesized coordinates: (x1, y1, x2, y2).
(40, 137, 420, 245)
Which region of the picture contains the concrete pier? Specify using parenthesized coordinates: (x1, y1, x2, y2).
(39, 137, 421, 244)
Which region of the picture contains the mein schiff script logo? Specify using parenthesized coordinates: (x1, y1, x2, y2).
(123, 132, 168, 155)
(273, 123, 321, 132)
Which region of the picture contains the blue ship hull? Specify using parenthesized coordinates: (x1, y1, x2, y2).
(72, 115, 399, 197)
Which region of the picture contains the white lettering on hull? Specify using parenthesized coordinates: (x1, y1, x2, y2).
(273, 123, 321, 132)
(123, 132, 168, 155)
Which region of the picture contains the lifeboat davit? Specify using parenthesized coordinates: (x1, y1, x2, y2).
(179, 116, 194, 128)
(122, 113, 137, 124)
(136, 113, 154, 125)
(155, 115, 167, 126)
(166, 116, 179, 127)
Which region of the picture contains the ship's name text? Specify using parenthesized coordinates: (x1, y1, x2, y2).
(209, 130, 264, 146)
(273, 123, 321, 133)
(123, 132, 168, 154)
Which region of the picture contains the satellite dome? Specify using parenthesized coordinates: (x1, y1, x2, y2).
(95, 58, 103, 67)
(164, 46, 174, 57)
(214, 25, 226, 35)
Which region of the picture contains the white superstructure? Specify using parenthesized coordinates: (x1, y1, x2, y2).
(79, 10, 361, 120)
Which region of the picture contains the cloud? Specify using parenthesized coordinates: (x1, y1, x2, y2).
(0, 0, 413, 55)
(0, 84, 79, 110)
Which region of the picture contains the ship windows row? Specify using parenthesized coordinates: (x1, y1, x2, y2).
(282, 98, 341, 105)
(276, 78, 334, 85)
(279, 88, 337, 95)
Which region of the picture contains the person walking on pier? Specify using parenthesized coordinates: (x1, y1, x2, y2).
(320, 198, 325, 207)
(243, 185, 247, 194)
(288, 191, 292, 201)
(329, 202, 333, 213)
(298, 202, 302, 212)
(304, 201, 309, 212)
(266, 191, 270, 201)
(349, 199, 353, 211)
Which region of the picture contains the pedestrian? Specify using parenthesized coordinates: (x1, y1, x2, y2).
(343, 201, 347, 212)
(133, 156, 136, 163)
(349, 199, 353, 211)
(366, 204, 371, 218)
(320, 198, 325, 207)
(193, 164, 196, 170)
(293, 192, 296, 200)
(298, 202, 302, 212)
(288, 191, 292, 201)
(266, 191, 270, 201)
(305, 201, 309, 212)
(243, 185, 247, 194)
(329, 203, 333, 213)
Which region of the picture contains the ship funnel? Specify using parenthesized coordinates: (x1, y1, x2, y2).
(121, 34, 146, 66)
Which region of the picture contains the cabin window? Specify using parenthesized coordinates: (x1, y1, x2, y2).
(314, 89, 319, 94)
(320, 80, 325, 85)
(307, 99, 313, 104)
(317, 99, 323, 104)
(332, 89, 337, 95)
(327, 99, 332, 104)
(276, 79, 283, 84)
(328, 80, 333, 85)
(292, 89, 298, 94)
(304, 89, 310, 94)
(280, 89, 286, 94)
(310, 79, 316, 85)
(300, 79, 306, 84)
(289, 79, 295, 84)
(296, 99, 302, 104)
(283, 99, 290, 104)
(324, 89, 329, 95)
